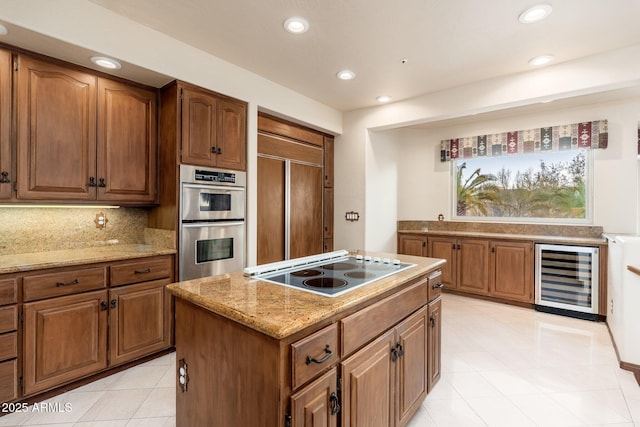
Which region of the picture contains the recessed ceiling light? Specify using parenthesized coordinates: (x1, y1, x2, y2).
(336, 70, 356, 80)
(528, 54, 554, 66)
(376, 96, 392, 103)
(283, 17, 309, 34)
(90, 56, 122, 70)
(518, 4, 553, 24)
(0, 24, 8, 36)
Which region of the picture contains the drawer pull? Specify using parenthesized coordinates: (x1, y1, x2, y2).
(432, 282, 444, 289)
(430, 316, 436, 328)
(305, 345, 332, 365)
(134, 268, 152, 275)
(55, 278, 79, 287)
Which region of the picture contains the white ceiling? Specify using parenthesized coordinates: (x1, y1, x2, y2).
(5, 1, 640, 113)
(87, 0, 640, 112)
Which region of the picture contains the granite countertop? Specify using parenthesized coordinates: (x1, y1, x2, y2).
(398, 229, 606, 245)
(0, 244, 177, 275)
(167, 251, 446, 340)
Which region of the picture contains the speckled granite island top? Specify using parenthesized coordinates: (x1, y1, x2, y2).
(0, 244, 177, 274)
(167, 251, 446, 339)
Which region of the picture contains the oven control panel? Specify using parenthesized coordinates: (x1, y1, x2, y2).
(195, 169, 237, 184)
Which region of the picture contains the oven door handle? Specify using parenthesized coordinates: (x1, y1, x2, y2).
(181, 221, 245, 228)
(182, 183, 245, 193)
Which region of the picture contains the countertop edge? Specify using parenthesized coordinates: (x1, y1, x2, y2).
(398, 230, 606, 245)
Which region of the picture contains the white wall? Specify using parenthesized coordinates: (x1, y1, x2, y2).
(336, 44, 640, 252)
(395, 99, 640, 235)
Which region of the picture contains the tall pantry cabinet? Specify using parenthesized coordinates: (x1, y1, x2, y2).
(257, 114, 334, 264)
(0, 49, 11, 200)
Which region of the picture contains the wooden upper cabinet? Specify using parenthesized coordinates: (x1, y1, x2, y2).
(323, 136, 334, 188)
(180, 86, 217, 166)
(180, 84, 247, 171)
(97, 78, 157, 203)
(17, 55, 97, 200)
(216, 98, 246, 170)
(0, 49, 11, 200)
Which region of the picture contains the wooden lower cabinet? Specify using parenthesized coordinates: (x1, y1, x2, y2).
(0, 276, 18, 403)
(490, 240, 533, 303)
(291, 368, 338, 427)
(108, 279, 172, 366)
(23, 290, 108, 396)
(397, 234, 427, 257)
(427, 298, 442, 392)
(341, 307, 428, 427)
(419, 234, 534, 305)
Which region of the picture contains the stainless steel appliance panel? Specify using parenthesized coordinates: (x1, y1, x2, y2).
(180, 221, 245, 281)
(181, 183, 245, 222)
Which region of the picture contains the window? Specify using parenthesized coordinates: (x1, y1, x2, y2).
(453, 149, 591, 222)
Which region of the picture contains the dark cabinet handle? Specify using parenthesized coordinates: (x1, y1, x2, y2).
(98, 178, 106, 188)
(391, 346, 398, 362)
(217, 147, 222, 155)
(396, 342, 404, 357)
(134, 268, 152, 275)
(330, 392, 341, 415)
(432, 282, 444, 289)
(0, 171, 10, 183)
(430, 316, 436, 328)
(110, 299, 117, 309)
(100, 301, 108, 311)
(55, 278, 79, 287)
(87, 176, 97, 187)
(306, 345, 333, 365)
(211, 146, 216, 153)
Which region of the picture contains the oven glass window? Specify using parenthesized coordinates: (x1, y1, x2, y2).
(196, 238, 234, 263)
(200, 192, 231, 212)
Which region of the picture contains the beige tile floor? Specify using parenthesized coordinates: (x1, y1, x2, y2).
(1, 293, 639, 426)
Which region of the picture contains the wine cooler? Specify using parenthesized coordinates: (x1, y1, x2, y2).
(535, 244, 599, 320)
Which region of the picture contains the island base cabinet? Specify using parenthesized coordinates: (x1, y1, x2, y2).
(23, 290, 108, 396)
(427, 298, 442, 392)
(290, 368, 338, 427)
(341, 306, 428, 427)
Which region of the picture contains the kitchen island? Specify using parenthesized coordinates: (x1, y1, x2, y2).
(166, 251, 445, 427)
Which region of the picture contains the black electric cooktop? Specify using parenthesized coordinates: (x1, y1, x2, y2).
(252, 254, 415, 297)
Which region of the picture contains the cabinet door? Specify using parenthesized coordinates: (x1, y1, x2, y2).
(216, 98, 246, 171)
(181, 86, 217, 166)
(17, 55, 97, 200)
(398, 234, 427, 257)
(427, 298, 442, 392)
(457, 238, 490, 295)
(323, 136, 334, 188)
(395, 306, 428, 427)
(428, 237, 456, 289)
(0, 49, 11, 200)
(290, 368, 338, 427)
(97, 78, 157, 203)
(109, 279, 171, 366)
(290, 162, 324, 259)
(324, 187, 334, 239)
(490, 241, 533, 303)
(257, 156, 286, 264)
(341, 329, 395, 427)
(23, 290, 107, 395)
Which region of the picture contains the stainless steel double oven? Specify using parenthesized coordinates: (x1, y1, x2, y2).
(179, 165, 246, 281)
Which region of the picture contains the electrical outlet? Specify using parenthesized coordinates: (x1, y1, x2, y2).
(94, 212, 108, 229)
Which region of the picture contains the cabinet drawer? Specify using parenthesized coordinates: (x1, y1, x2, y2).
(110, 257, 172, 287)
(23, 267, 107, 301)
(427, 270, 443, 302)
(0, 306, 17, 334)
(341, 277, 428, 357)
(0, 359, 17, 403)
(0, 332, 16, 362)
(0, 279, 17, 306)
(291, 323, 338, 390)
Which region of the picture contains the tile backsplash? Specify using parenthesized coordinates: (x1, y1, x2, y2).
(0, 207, 150, 254)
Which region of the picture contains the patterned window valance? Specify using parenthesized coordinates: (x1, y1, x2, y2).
(440, 120, 608, 162)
